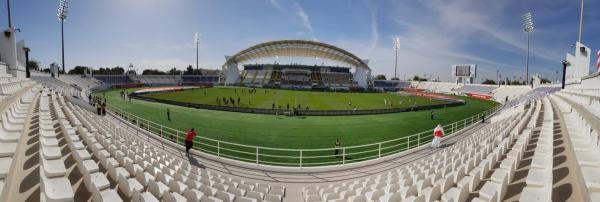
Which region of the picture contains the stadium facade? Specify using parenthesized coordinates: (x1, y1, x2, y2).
(222, 40, 371, 89)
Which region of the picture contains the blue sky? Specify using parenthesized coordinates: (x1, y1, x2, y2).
(3, 0, 599, 81)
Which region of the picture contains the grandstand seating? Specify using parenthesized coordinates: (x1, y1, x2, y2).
(491, 86, 533, 103)
(132, 75, 180, 86)
(0, 78, 288, 201)
(413, 82, 459, 94)
(57, 74, 103, 89)
(551, 91, 600, 201)
(459, 85, 498, 95)
(181, 76, 220, 84)
(321, 73, 352, 87)
(2, 71, 599, 202)
(303, 98, 538, 202)
(94, 75, 135, 86)
(241, 70, 272, 86)
(373, 80, 413, 91)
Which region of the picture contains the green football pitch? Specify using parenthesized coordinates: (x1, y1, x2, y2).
(138, 87, 448, 110)
(95, 87, 497, 166)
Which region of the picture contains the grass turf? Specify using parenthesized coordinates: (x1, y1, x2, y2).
(139, 86, 448, 110)
(95, 87, 497, 166)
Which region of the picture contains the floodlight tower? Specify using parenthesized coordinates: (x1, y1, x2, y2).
(58, 0, 69, 75)
(194, 32, 201, 75)
(496, 70, 500, 87)
(578, 0, 584, 42)
(6, 0, 12, 28)
(522, 12, 533, 86)
(392, 37, 400, 80)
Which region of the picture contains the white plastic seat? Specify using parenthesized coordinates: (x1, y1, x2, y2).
(132, 191, 159, 202)
(117, 175, 144, 198)
(304, 194, 321, 202)
(183, 188, 205, 201)
(198, 184, 217, 197)
(245, 191, 263, 201)
(41, 173, 74, 201)
(348, 195, 367, 202)
(518, 186, 551, 202)
(148, 180, 170, 199)
(83, 172, 110, 191)
(441, 184, 469, 202)
(161, 191, 187, 202)
(92, 189, 123, 202)
(168, 180, 189, 194)
(216, 190, 236, 202)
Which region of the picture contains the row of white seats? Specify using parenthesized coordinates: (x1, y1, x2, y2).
(0, 87, 36, 199)
(556, 91, 600, 119)
(0, 77, 28, 84)
(472, 99, 541, 202)
(0, 80, 32, 95)
(57, 74, 102, 89)
(56, 93, 286, 202)
(563, 88, 600, 97)
(551, 93, 600, 201)
(303, 101, 537, 202)
(516, 98, 554, 201)
(39, 90, 76, 201)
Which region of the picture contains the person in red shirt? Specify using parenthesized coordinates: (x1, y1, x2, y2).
(431, 124, 444, 148)
(185, 128, 197, 156)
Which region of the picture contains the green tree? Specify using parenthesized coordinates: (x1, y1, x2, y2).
(168, 67, 182, 75)
(482, 79, 497, 85)
(68, 66, 88, 74)
(510, 80, 522, 85)
(111, 66, 125, 75)
(374, 74, 386, 80)
(540, 78, 551, 83)
(184, 65, 202, 75)
(142, 69, 167, 75)
(411, 75, 427, 81)
(27, 59, 40, 71)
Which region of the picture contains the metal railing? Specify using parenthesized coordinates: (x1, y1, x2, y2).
(105, 103, 501, 167)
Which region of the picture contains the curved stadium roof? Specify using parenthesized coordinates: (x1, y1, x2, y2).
(224, 40, 370, 70)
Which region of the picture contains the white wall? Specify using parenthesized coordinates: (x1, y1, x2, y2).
(353, 67, 368, 89)
(566, 53, 576, 84)
(0, 28, 18, 77)
(224, 62, 240, 85)
(575, 42, 591, 79)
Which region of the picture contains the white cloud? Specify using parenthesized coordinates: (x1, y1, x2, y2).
(294, 2, 316, 40)
(135, 58, 191, 70)
(269, 0, 285, 12)
(423, 0, 561, 62)
(366, 5, 379, 57)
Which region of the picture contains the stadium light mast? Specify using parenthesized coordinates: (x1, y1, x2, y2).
(496, 70, 500, 87)
(522, 12, 533, 86)
(578, 0, 584, 42)
(194, 32, 201, 75)
(58, 0, 69, 75)
(393, 37, 400, 80)
(6, 0, 12, 28)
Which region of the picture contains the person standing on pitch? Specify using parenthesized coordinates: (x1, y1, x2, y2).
(167, 108, 171, 121)
(430, 110, 435, 120)
(431, 124, 444, 148)
(334, 138, 341, 159)
(185, 128, 197, 156)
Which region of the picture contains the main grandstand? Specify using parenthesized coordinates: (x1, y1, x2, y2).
(3, 1, 600, 202)
(222, 40, 370, 90)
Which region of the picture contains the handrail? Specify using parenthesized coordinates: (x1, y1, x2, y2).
(104, 100, 501, 167)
